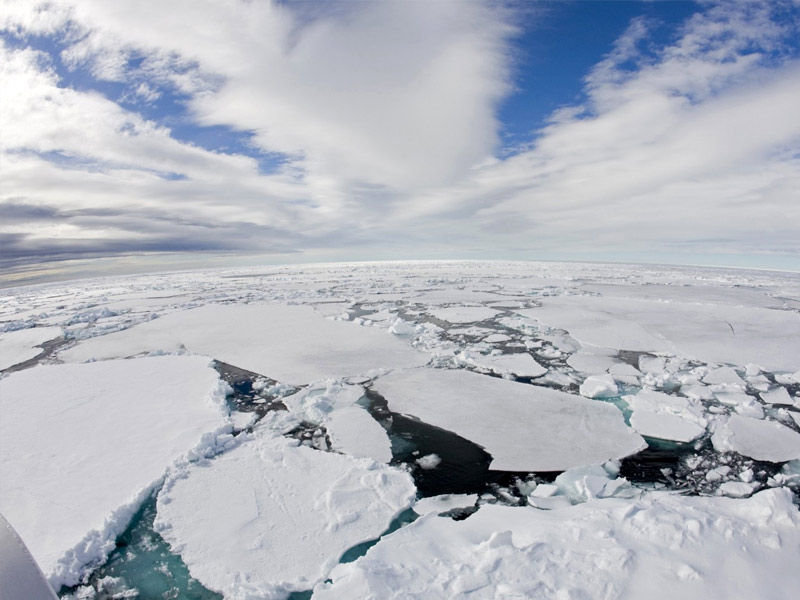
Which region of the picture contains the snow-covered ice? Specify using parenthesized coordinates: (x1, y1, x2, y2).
(0, 356, 230, 589)
(154, 434, 415, 599)
(712, 415, 800, 462)
(413, 494, 478, 515)
(463, 351, 547, 378)
(625, 390, 707, 443)
(579, 374, 619, 398)
(761, 386, 793, 406)
(61, 303, 428, 385)
(517, 293, 800, 372)
(326, 405, 393, 463)
(427, 306, 499, 324)
(314, 488, 800, 600)
(375, 368, 646, 471)
(0, 326, 61, 370)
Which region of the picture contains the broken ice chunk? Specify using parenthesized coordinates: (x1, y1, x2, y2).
(714, 392, 764, 419)
(554, 465, 637, 503)
(703, 366, 745, 386)
(760, 387, 793, 406)
(579, 374, 619, 398)
(625, 390, 707, 443)
(416, 454, 442, 469)
(718, 481, 754, 498)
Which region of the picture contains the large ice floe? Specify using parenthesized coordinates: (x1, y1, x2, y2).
(0, 326, 61, 370)
(154, 432, 415, 599)
(60, 303, 428, 385)
(374, 367, 646, 471)
(315, 488, 800, 600)
(2, 260, 800, 599)
(0, 356, 230, 589)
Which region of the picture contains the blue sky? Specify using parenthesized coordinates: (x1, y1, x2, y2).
(1, 0, 799, 282)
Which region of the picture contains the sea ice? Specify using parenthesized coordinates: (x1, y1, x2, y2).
(579, 374, 619, 398)
(427, 306, 499, 324)
(703, 366, 745, 386)
(465, 351, 547, 378)
(325, 406, 393, 463)
(712, 414, 800, 462)
(625, 390, 707, 443)
(761, 387, 793, 406)
(154, 434, 415, 599)
(0, 356, 230, 589)
(314, 488, 800, 600)
(413, 494, 478, 516)
(0, 326, 61, 370)
(374, 368, 645, 471)
(60, 303, 428, 385)
(517, 294, 800, 372)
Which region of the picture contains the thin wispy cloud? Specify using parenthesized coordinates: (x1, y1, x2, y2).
(1, 0, 798, 271)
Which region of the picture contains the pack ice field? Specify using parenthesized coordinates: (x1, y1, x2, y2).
(1, 260, 799, 600)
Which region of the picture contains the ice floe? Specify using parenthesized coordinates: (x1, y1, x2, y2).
(0, 326, 61, 370)
(154, 434, 415, 599)
(314, 488, 800, 600)
(61, 303, 428, 385)
(625, 390, 707, 443)
(413, 494, 478, 515)
(0, 356, 230, 589)
(427, 306, 499, 323)
(711, 415, 800, 462)
(374, 368, 646, 471)
(460, 351, 547, 378)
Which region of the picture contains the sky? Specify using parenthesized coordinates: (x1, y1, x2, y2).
(1, 0, 799, 283)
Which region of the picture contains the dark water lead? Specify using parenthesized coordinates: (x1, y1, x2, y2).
(59, 493, 221, 600)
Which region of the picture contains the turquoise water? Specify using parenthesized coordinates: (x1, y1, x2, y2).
(59, 494, 222, 600)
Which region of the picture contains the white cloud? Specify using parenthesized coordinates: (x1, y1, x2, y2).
(1, 0, 799, 269)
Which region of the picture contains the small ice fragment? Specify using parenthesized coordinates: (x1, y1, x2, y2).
(388, 318, 416, 336)
(530, 484, 559, 498)
(703, 367, 745, 386)
(416, 454, 442, 469)
(718, 481, 754, 498)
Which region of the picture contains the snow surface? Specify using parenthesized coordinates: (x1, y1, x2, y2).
(0, 326, 61, 370)
(0, 356, 230, 589)
(712, 415, 800, 462)
(375, 368, 646, 471)
(314, 489, 800, 600)
(155, 434, 416, 599)
(60, 303, 428, 385)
